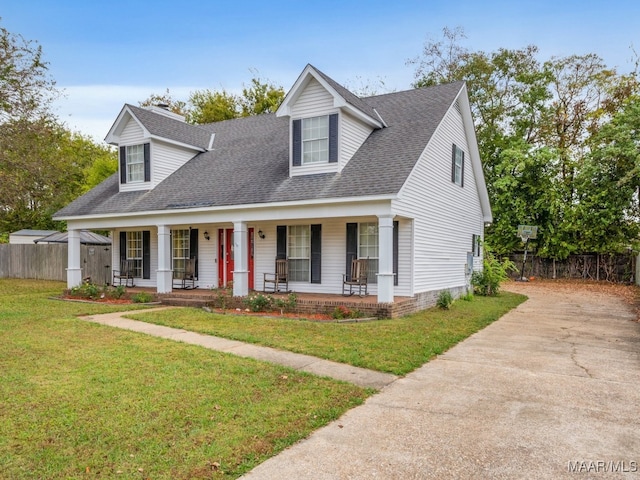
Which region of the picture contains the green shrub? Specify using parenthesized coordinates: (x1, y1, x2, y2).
(460, 291, 474, 302)
(244, 293, 273, 312)
(111, 285, 126, 299)
(132, 292, 154, 303)
(471, 245, 518, 296)
(436, 290, 453, 309)
(70, 281, 100, 300)
(273, 293, 298, 312)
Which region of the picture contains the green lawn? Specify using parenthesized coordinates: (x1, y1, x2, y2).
(0, 280, 370, 479)
(129, 292, 527, 375)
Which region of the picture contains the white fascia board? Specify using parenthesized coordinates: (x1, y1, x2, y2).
(104, 105, 150, 145)
(276, 64, 315, 117)
(276, 65, 382, 128)
(58, 195, 397, 230)
(456, 84, 492, 223)
(396, 83, 492, 223)
(148, 134, 206, 153)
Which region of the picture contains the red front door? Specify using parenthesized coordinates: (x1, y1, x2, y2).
(218, 228, 254, 290)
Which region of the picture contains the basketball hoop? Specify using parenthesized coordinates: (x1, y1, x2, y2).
(517, 225, 538, 243)
(516, 225, 538, 281)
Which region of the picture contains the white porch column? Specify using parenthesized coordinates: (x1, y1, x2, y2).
(233, 221, 249, 297)
(377, 215, 395, 303)
(66, 229, 83, 288)
(157, 225, 173, 293)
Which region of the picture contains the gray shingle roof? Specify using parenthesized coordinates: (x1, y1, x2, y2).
(125, 104, 212, 150)
(311, 65, 381, 123)
(55, 81, 464, 219)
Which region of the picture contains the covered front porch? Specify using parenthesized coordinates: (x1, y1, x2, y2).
(66, 210, 408, 305)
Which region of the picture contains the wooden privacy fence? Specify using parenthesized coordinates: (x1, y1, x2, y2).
(510, 253, 636, 283)
(0, 244, 112, 284)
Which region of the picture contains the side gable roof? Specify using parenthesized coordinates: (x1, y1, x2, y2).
(55, 81, 472, 219)
(105, 104, 212, 151)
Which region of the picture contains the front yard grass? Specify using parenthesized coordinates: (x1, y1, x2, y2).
(130, 292, 527, 375)
(0, 280, 369, 479)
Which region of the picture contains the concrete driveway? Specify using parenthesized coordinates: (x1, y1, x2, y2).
(242, 283, 640, 479)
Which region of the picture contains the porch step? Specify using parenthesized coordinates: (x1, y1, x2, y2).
(159, 296, 211, 308)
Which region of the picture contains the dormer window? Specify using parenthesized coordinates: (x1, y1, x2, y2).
(302, 116, 329, 164)
(292, 113, 338, 167)
(119, 143, 150, 184)
(126, 145, 145, 182)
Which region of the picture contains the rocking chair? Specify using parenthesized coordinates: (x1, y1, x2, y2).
(342, 258, 369, 297)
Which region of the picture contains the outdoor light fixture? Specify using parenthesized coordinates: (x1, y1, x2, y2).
(203, 231, 210, 241)
(258, 230, 265, 239)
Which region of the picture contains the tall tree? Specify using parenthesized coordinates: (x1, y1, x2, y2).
(187, 88, 238, 124)
(147, 76, 287, 124)
(0, 19, 58, 119)
(409, 27, 639, 258)
(138, 88, 188, 117)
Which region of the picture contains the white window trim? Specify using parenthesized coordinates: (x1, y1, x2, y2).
(287, 225, 311, 282)
(453, 145, 464, 186)
(126, 231, 143, 278)
(126, 144, 145, 183)
(302, 115, 329, 165)
(358, 222, 379, 284)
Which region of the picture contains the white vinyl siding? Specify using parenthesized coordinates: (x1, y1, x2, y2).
(119, 118, 147, 193)
(393, 101, 484, 295)
(118, 117, 200, 192)
(339, 111, 372, 171)
(290, 78, 339, 177)
(152, 140, 197, 188)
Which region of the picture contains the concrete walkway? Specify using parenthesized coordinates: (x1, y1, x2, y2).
(79, 308, 397, 390)
(240, 283, 640, 479)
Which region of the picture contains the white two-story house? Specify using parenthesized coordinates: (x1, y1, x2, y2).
(55, 64, 492, 311)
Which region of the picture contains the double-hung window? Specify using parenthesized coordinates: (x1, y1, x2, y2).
(359, 222, 379, 283)
(292, 114, 338, 167)
(126, 144, 145, 183)
(126, 231, 143, 278)
(288, 225, 310, 282)
(172, 229, 190, 274)
(302, 116, 329, 164)
(452, 144, 464, 187)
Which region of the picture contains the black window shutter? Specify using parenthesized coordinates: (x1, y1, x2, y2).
(142, 231, 150, 279)
(451, 144, 457, 184)
(346, 223, 358, 280)
(393, 221, 399, 286)
(120, 146, 127, 184)
(119, 231, 127, 261)
(310, 224, 322, 284)
(292, 120, 302, 167)
(144, 143, 151, 182)
(328, 113, 338, 163)
(276, 226, 287, 260)
(189, 228, 199, 277)
(460, 150, 465, 188)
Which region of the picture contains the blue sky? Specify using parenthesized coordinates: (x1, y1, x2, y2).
(2, 0, 638, 141)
